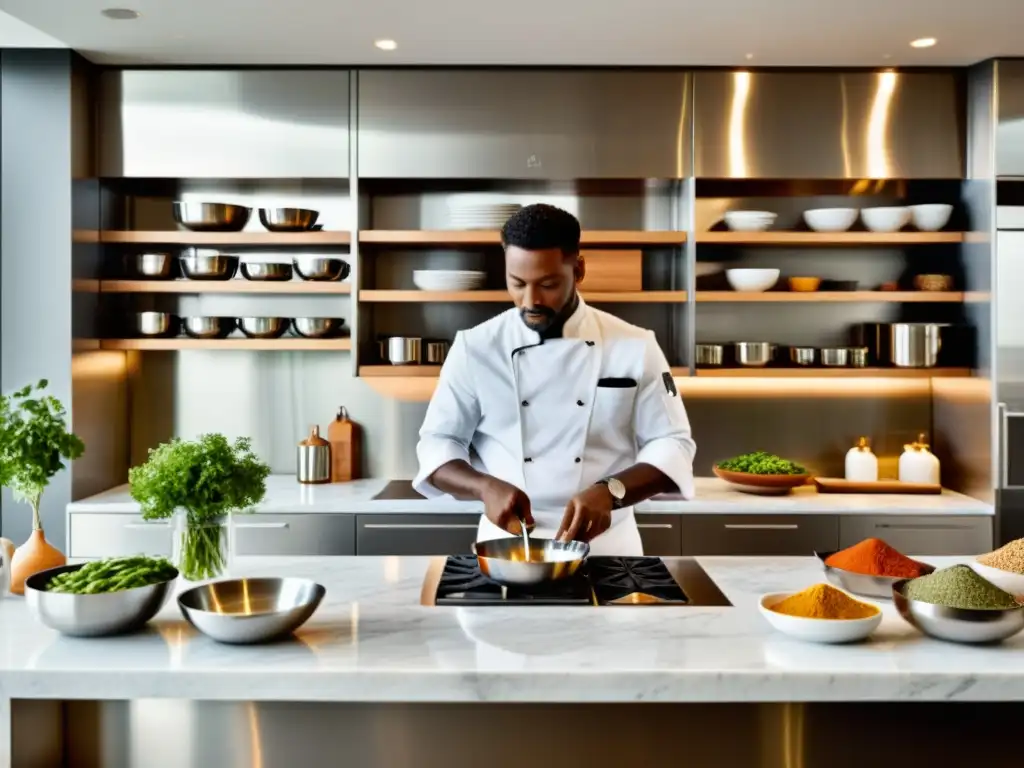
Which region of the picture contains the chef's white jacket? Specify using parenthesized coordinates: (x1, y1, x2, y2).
(413, 298, 696, 555)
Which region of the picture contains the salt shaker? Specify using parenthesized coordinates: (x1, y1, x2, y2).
(845, 437, 879, 482)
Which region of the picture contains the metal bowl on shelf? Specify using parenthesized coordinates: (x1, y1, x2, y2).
(816, 551, 935, 599)
(179, 248, 239, 281)
(292, 317, 346, 339)
(238, 317, 288, 339)
(388, 337, 422, 365)
(473, 538, 590, 586)
(789, 347, 817, 366)
(25, 563, 178, 638)
(293, 256, 350, 282)
(258, 207, 320, 233)
(734, 342, 774, 367)
(178, 577, 325, 645)
(182, 316, 236, 339)
(135, 311, 177, 338)
(695, 344, 724, 367)
(173, 202, 251, 232)
(820, 347, 849, 367)
(240, 262, 293, 281)
(892, 579, 1024, 644)
(130, 252, 174, 279)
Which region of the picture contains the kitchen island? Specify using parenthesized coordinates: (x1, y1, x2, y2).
(2, 555, 1023, 767)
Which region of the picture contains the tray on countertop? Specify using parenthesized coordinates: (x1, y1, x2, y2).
(813, 478, 942, 495)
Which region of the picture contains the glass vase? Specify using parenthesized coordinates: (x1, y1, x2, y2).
(173, 513, 232, 582)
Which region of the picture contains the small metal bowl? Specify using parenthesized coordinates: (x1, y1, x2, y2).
(179, 248, 239, 281)
(292, 317, 346, 339)
(240, 262, 293, 282)
(735, 341, 774, 367)
(893, 579, 1024, 644)
(472, 538, 590, 586)
(178, 577, 326, 645)
(789, 347, 817, 366)
(136, 311, 177, 338)
(259, 207, 320, 233)
(130, 252, 174, 279)
(182, 316, 236, 339)
(293, 257, 350, 282)
(173, 202, 251, 232)
(25, 563, 178, 637)
(239, 317, 288, 339)
(821, 347, 849, 367)
(816, 551, 935, 599)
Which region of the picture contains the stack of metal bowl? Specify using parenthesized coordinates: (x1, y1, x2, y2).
(179, 248, 239, 281)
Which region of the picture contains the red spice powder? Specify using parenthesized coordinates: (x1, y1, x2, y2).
(824, 537, 926, 578)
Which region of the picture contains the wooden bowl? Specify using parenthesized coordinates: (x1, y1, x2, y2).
(913, 274, 952, 292)
(788, 276, 821, 292)
(713, 466, 812, 494)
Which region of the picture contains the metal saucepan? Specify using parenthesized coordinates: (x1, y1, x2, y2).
(388, 337, 422, 365)
(735, 342, 774, 367)
(259, 207, 320, 232)
(173, 202, 251, 232)
(890, 323, 945, 368)
(473, 538, 590, 585)
(789, 346, 817, 366)
(695, 343, 724, 367)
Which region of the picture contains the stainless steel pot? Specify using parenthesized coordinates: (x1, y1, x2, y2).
(130, 252, 174, 279)
(821, 347, 849, 367)
(136, 312, 176, 337)
(297, 426, 331, 484)
(240, 262, 293, 281)
(891, 323, 944, 368)
(182, 316, 235, 339)
(472, 537, 590, 585)
(425, 341, 450, 364)
(259, 207, 320, 232)
(292, 318, 345, 339)
(173, 202, 251, 232)
(293, 257, 350, 282)
(695, 344, 724, 367)
(847, 346, 869, 368)
(734, 342, 774, 367)
(388, 337, 422, 365)
(179, 248, 239, 280)
(238, 317, 287, 339)
(789, 347, 817, 366)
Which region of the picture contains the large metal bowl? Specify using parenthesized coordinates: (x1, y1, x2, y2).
(293, 257, 350, 282)
(259, 207, 319, 232)
(240, 262, 293, 281)
(292, 317, 346, 339)
(182, 316, 236, 339)
(178, 577, 325, 645)
(238, 317, 288, 339)
(173, 202, 251, 232)
(25, 563, 178, 637)
(179, 248, 239, 280)
(473, 538, 589, 586)
(817, 551, 935, 599)
(892, 579, 1024, 644)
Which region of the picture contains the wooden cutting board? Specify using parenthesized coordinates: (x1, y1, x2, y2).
(579, 250, 642, 292)
(814, 478, 942, 495)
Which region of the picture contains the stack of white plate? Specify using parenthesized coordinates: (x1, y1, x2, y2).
(412, 270, 487, 291)
(447, 202, 522, 230)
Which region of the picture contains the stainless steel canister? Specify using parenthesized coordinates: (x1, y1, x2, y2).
(890, 323, 945, 368)
(695, 344, 725, 367)
(425, 341, 450, 365)
(296, 426, 331, 485)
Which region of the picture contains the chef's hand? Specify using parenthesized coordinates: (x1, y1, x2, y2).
(481, 478, 534, 535)
(557, 485, 613, 543)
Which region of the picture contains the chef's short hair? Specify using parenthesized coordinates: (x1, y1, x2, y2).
(501, 204, 581, 258)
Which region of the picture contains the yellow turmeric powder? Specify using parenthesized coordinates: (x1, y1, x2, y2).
(769, 583, 878, 620)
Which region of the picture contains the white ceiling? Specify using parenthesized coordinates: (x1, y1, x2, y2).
(0, 0, 1022, 66)
(0, 9, 63, 48)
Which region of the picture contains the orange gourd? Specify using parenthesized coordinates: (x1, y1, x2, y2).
(9, 529, 66, 595)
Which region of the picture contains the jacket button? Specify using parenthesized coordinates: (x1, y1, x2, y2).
(521, 400, 529, 407)
(585, 341, 595, 347)
(525, 457, 533, 463)
(576, 399, 584, 406)
(574, 457, 581, 463)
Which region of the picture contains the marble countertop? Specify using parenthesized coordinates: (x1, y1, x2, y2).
(2, 554, 1021, 703)
(66, 476, 994, 516)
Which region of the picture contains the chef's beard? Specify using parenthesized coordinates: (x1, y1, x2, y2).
(519, 292, 579, 337)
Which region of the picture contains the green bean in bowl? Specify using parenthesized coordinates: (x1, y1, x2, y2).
(45, 556, 178, 594)
(716, 451, 807, 476)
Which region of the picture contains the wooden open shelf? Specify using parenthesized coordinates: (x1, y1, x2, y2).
(696, 231, 965, 245)
(695, 368, 971, 378)
(358, 230, 687, 246)
(98, 231, 351, 245)
(697, 291, 963, 303)
(100, 338, 352, 351)
(100, 280, 351, 294)
(359, 365, 443, 377)
(357, 290, 963, 304)
(358, 290, 686, 303)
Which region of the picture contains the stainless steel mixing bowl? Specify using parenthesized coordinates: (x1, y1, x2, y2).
(130, 252, 174, 279)
(735, 342, 774, 367)
(817, 551, 935, 599)
(136, 311, 177, 337)
(238, 317, 288, 339)
(473, 538, 590, 586)
(173, 202, 251, 232)
(179, 248, 239, 280)
(292, 317, 346, 338)
(25, 563, 178, 637)
(892, 580, 1024, 644)
(259, 207, 320, 232)
(240, 262, 293, 281)
(293, 257, 350, 282)
(178, 577, 326, 645)
(182, 316, 236, 339)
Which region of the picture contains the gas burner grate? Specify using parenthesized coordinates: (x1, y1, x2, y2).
(587, 557, 689, 604)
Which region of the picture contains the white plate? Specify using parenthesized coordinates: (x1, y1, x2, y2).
(970, 560, 1024, 597)
(724, 211, 777, 232)
(759, 591, 882, 643)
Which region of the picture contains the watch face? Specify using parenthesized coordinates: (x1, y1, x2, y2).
(606, 477, 627, 499)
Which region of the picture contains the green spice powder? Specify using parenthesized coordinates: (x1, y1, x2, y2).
(903, 565, 1020, 610)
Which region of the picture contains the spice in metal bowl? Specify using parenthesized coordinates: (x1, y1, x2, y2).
(825, 537, 927, 579)
(977, 538, 1024, 574)
(902, 565, 1020, 610)
(769, 584, 878, 620)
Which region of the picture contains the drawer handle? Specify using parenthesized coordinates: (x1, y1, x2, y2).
(234, 523, 290, 530)
(122, 522, 171, 529)
(875, 523, 970, 532)
(362, 524, 479, 530)
(723, 524, 799, 531)
(637, 524, 674, 530)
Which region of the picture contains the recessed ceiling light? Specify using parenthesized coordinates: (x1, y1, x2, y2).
(101, 8, 140, 20)
(910, 37, 937, 48)
(374, 39, 398, 51)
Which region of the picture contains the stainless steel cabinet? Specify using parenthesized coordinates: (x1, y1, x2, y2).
(356, 514, 480, 555)
(99, 70, 351, 178)
(636, 514, 682, 556)
(233, 515, 355, 556)
(839, 516, 993, 556)
(358, 70, 690, 179)
(679, 515, 839, 556)
(68, 513, 173, 559)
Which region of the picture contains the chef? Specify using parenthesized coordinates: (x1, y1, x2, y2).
(413, 204, 696, 555)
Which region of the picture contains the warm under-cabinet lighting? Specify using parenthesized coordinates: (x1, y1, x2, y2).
(910, 37, 937, 48)
(374, 39, 398, 51)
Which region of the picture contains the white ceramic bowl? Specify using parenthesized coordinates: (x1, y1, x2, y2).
(909, 203, 953, 232)
(803, 208, 859, 232)
(412, 270, 486, 291)
(970, 560, 1024, 598)
(759, 591, 882, 644)
(860, 206, 911, 233)
(724, 211, 777, 232)
(726, 268, 780, 292)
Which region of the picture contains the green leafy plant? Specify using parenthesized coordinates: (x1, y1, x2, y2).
(129, 434, 270, 581)
(0, 380, 85, 530)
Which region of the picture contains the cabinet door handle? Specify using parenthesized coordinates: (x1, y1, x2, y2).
(637, 523, 675, 530)
(233, 522, 290, 530)
(122, 522, 171, 529)
(723, 524, 799, 531)
(875, 523, 970, 532)
(362, 524, 479, 530)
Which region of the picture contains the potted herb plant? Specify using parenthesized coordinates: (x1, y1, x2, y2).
(129, 433, 269, 581)
(0, 380, 85, 594)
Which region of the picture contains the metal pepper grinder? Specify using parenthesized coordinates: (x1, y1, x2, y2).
(296, 426, 331, 484)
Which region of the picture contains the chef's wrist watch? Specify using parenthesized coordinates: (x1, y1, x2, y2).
(596, 476, 627, 509)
